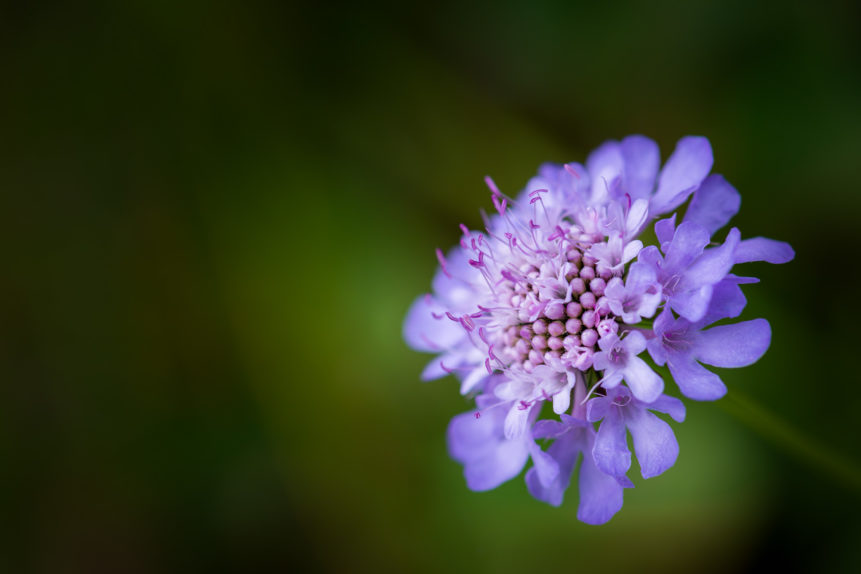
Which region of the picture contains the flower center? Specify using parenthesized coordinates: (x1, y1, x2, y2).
(495, 236, 623, 373)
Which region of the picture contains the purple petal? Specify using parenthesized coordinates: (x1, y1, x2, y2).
(649, 316, 692, 366)
(680, 228, 741, 291)
(403, 295, 464, 352)
(592, 350, 611, 372)
(646, 336, 668, 366)
(447, 410, 530, 491)
(475, 377, 506, 408)
(645, 394, 686, 423)
(651, 306, 677, 337)
(696, 319, 771, 368)
(586, 142, 623, 176)
(447, 409, 497, 463)
(586, 141, 624, 200)
(577, 435, 626, 524)
(622, 330, 648, 355)
(667, 355, 726, 401)
(532, 418, 568, 439)
(734, 237, 795, 264)
(592, 412, 632, 477)
(504, 402, 532, 439)
(460, 365, 489, 395)
(622, 356, 664, 403)
(601, 371, 624, 389)
(625, 198, 650, 239)
(637, 245, 662, 269)
(559, 414, 591, 429)
(536, 162, 591, 204)
(552, 386, 572, 415)
(464, 439, 530, 491)
(664, 222, 710, 273)
(651, 136, 714, 215)
(626, 407, 680, 478)
(526, 431, 581, 506)
(697, 277, 747, 326)
(621, 135, 660, 200)
(586, 395, 611, 423)
(627, 260, 658, 290)
(683, 174, 741, 235)
(528, 442, 560, 488)
(654, 215, 676, 249)
(430, 248, 475, 307)
(622, 239, 644, 264)
(669, 284, 713, 323)
(420, 357, 449, 381)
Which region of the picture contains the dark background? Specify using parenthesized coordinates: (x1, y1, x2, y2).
(1, 1, 860, 572)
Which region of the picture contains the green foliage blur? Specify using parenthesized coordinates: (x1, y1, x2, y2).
(1, 1, 860, 572)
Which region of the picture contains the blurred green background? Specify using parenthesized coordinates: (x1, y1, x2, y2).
(1, 1, 860, 572)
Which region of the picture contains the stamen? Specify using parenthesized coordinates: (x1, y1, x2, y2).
(435, 248, 451, 278)
(484, 175, 501, 197)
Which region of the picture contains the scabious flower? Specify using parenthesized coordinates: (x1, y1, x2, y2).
(404, 135, 793, 524)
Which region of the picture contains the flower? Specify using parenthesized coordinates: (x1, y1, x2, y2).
(404, 135, 793, 523)
(526, 413, 631, 524)
(592, 331, 663, 403)
(587, 386, 686, 479)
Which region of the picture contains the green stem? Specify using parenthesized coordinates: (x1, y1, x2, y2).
(719, 387, 861, 491)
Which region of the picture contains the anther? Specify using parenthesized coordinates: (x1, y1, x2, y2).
(435, 248, 451, 278)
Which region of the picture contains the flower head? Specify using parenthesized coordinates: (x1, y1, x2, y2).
(404, 135, 793, 523)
